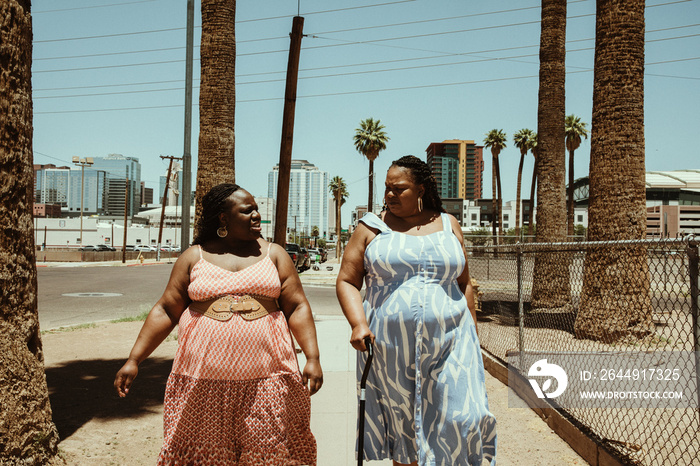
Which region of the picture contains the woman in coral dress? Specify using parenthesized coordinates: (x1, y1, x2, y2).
(115, 183, 323, 465)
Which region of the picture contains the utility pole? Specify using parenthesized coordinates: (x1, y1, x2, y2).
(158, 156, 181, 261)
(72, 156, 94, 245)
(273, 16, 304, 246)
(122, 176, 129, 264)
(181, 0, 195, 249)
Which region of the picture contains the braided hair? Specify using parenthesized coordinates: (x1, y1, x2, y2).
(390, 155, 445, 212)
(193, 183, 241, 245)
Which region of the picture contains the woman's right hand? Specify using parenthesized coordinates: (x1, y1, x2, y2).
(350, 324, 374, 352)
(114, 359, 139, 397)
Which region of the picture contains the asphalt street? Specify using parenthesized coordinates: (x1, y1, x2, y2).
(37, 263, 341, 330)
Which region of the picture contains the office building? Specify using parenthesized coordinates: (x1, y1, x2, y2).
(267, 160, 329, 241)
(90, 154, 141, 218)
(425, 140, 484, 200)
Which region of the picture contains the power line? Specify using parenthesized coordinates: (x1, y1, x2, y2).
(33, 0, 158, 14)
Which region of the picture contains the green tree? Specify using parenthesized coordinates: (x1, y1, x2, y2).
(531, 0, 570, 310)
(513, 128, 535, 238)
(577, 0, 651, 342)
(565, 114, 589, 238)
(195, 0, 236, 235)
(353, 118, 388, 215)
(329, 176, 348, 259)
(0, 1, 60, 462)
(483, 129, 507, 243)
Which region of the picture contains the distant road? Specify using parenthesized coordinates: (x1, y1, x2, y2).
(37, 263, 343, 330)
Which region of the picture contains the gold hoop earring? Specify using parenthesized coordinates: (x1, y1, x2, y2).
(418, 197, 423, 213)
(217, 226, 228, 238)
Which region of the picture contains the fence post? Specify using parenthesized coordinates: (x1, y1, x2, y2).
(517, 243, 524, 369)
(686, 244, 700, 415)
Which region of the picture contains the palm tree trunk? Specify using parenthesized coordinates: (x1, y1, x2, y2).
(367, 159, 374, 214)
(531, 0, 570, 310)
(567, 148, 575, 238)
(495, 156, 503, 239)
(528, 170, 537, 239)
(195, 0, 236, 235)
(577, 0, 651, 342)
(0, 1, 59, 461)
(335, 194, 341, 260)
(491, 154, 498, 244)
(515, 153, 525, 238)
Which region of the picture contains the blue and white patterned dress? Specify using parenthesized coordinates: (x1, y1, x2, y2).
(357, 212, 497, 466)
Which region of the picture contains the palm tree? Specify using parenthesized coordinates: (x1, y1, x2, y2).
(577, 0, 651, 342)
(195, 0, 237, 235)
(311, 225, 319, 247)
(527, 132, 539, 238)
(531, 0, 570, 310)
(0, 1, 59, 462)
(329, 176, 348, 259)
(513, 129, 534, 238)
(353, 118, 388, 215)
(483, 129, 507, 243)
(564, 114, 588, 238)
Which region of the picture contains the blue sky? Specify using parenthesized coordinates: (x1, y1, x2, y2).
(31, 0, 699, 226)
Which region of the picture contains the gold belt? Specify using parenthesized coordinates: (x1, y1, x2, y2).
(188, 294, 279, 321)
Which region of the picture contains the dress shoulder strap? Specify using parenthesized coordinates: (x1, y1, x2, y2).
(441, 212, 453, 233)
(359, 212, 390, 233)
(197, 244, 204, 259)
(266, 242, 272, 257)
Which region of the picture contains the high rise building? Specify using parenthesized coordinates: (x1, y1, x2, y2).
(267, 160, 329, 241)
(90, 154, 141, 217)
(33, 163, 106, 215)
(425, 140, 484, 200)
(33, 154, 142, 218)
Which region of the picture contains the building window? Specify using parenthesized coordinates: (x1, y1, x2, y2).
(471, 213, 477, 221)
(503, 214, 509, 221)
(577, 215, 583, 222)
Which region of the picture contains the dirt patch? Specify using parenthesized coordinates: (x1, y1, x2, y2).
(42, 322, 176, 465)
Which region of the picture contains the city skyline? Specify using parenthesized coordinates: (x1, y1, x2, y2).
(30, 1, 699, 226)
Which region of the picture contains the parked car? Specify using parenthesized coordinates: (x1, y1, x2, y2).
(317, 247, 327, 263)
(299, 247, 311, 272)
(124, 245, 136, 251)
(95, 244, 116, 251)
(134, 244, 153, 252)
(79, 245, 99, 251)
(285, 243, 304, 272)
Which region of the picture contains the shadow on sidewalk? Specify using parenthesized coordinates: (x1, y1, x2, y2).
(45, 357, 172, 439)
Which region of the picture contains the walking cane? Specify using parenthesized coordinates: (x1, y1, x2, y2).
(358, 336, 374, 466)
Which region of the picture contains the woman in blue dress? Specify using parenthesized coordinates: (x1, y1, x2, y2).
(337, 155, 496, 466)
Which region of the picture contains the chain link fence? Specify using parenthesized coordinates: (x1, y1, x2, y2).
(468, 237, 700, 466)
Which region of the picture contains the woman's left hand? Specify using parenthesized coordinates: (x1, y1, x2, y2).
(302, 358, 323, 395)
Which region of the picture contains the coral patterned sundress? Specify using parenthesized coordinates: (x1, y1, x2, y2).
(157, 245, 316, 465)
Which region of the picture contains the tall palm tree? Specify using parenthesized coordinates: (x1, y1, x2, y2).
(527, 132, 539, 238)
(195, 0, 236, 235)
(513, 129, 534, 238)
(564, 114, 588, 238)
(353, 118, 388, 215)
(577, 0, 650, 342)
(311, 225, 319, 247)
(0, 1, 59, 462)
(483, 129, 507, 243)
(329, 176, 348, 259)
(531, 0, 570, 310)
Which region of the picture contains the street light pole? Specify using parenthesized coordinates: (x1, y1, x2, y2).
(72, 156, 94, 246)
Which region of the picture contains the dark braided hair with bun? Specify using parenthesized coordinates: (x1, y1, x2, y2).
(193, 183, 241, 245)
(390, 155, 445, 213)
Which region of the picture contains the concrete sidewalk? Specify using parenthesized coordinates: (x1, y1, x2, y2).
(302, 315, 585, 466)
